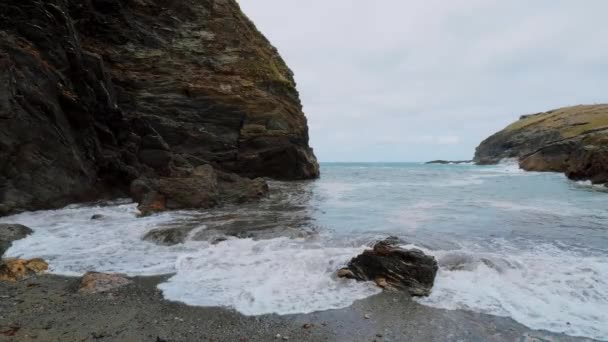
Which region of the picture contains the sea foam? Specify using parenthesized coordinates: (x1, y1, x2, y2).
(1, 202, 380, 316)
(415, 241, 608, 340)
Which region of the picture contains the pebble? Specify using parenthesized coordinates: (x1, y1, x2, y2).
(302, 323, 313, 329)
(364, 314, 371, 319)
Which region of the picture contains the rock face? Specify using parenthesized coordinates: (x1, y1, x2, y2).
(0, 224, 33, 257)
(79, 272, 131, 294)
(475, 104, 608, 183)
(0, 0, 318, 216)
(338, 238, 438, 296)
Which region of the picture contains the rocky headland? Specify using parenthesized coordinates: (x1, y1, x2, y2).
(0, 0, 319, 216)
(475, 104, 608, 184)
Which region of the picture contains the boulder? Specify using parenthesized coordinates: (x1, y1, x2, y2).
(0, 258, 48, 282)
(79, 272, 132, 294)
(338, 238, 438, 296)
(131, 165, 269, 215)
(0, 224, 33, 257)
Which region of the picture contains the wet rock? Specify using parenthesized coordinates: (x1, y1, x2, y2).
(336, 268, 355, 279)
(90, 214, 104, 220)
(339, 238, 438, 296)
(0, 258, 48, 282)
(144, 226, 196, 246)
(131, 165, 270, 215)
(0, 224, 33, 257)
(79, 272, 132, 294)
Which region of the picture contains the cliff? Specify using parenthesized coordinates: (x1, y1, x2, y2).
(0, 0, 319, 215)
(474, 104, 608, 183)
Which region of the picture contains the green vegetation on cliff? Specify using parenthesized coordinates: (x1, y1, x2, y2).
(475, 104, 608, 184)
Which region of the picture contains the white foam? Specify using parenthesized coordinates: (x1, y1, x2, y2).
(1, 202, 380, 316)
(415, 242, 608, 340)
(2, 202, 189, 275)
(159, 238, 380, 315)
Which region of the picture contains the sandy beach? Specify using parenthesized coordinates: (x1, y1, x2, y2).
(0, 274, 592, 342)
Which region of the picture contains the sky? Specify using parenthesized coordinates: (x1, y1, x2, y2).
(238, 1, 608, 162)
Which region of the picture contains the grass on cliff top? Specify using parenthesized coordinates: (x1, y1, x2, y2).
(505, 104, 608, 138)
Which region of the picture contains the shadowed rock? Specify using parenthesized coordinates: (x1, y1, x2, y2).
(338, 238, 438, 296)
(0, 224, 33, 257)
(131, 165, 269, 215)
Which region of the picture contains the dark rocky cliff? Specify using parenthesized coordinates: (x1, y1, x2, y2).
(474, 104, 608, 183)
(0, 0, 319, 215)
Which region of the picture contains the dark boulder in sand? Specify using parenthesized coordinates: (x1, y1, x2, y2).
(0, 224, 33, 258)
(338, 238, 438, 296)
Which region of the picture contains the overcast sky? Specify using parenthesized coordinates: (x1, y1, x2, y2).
(238, 1, 608, 162)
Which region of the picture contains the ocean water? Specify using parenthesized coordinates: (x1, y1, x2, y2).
(2, 162, 608, 340)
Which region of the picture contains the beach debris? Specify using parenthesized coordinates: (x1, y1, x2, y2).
(79, 272, 132, 294)
(0, 258, 48, 282)
(338, 237, 438, 296)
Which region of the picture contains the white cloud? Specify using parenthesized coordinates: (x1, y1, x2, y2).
(238, 0, 608, 161)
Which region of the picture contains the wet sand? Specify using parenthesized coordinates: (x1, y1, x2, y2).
(0, 274, 594, 342)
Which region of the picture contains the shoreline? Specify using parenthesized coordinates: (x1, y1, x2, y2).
(0, 274, 594, 342)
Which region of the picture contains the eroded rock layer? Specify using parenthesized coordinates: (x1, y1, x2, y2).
(0, 0, 318, 215)
(474, 104, 608, 183)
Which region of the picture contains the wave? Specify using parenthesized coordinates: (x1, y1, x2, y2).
(414, 241, 608, 340)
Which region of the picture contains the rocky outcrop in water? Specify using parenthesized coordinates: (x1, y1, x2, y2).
(475, 104, 608, 184)
(425, 160, 472, 165)
(0, 224, 33, 257)
(0, 0, 318, 216)
(338, 238, 438, 296)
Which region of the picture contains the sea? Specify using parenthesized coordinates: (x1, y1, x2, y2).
(2, 162, 607, 340)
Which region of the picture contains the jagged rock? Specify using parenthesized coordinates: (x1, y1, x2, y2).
(0, 224, 33, 257)
(79, 272, 132, 294)
(131, 165, 269, 215)
(475, 104, 608, 183)
(0, 0, 318, 216)
(338, 238, 438, 296)
(0, 258, 48, 282)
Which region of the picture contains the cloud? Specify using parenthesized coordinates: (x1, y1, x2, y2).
(238, 0, 608, 161)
